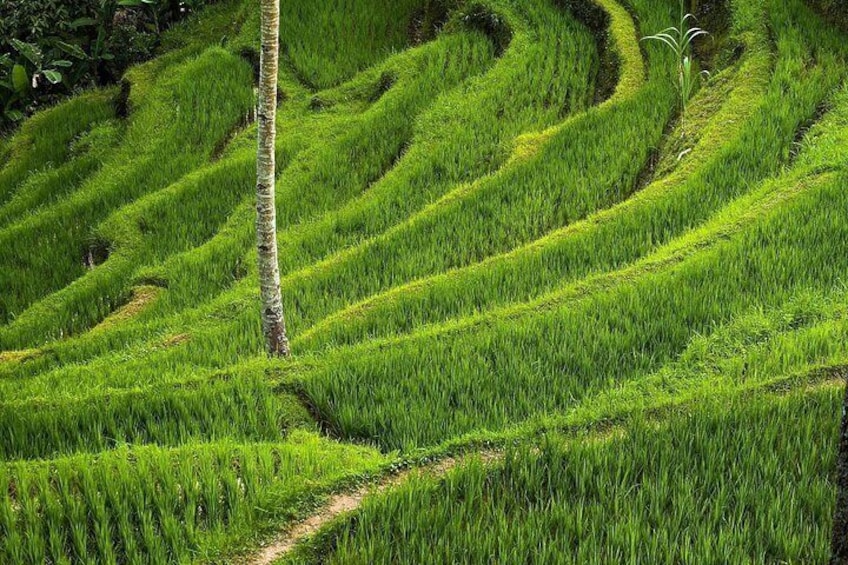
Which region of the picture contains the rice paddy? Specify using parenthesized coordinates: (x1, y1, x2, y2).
(1, 0, 847, 562)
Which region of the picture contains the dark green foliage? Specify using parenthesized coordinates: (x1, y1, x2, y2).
(0, 1, 100, 51)
(0, 0, 220, 128)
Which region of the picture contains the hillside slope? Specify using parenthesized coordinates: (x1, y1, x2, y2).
(1, 0, 847, 562)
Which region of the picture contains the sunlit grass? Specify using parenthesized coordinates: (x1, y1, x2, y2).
(0, 0, 846, 561)
(290, 384, 839, 564)
(0, 431, 386, 564)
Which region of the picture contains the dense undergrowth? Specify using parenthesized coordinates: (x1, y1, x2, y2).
(0, 0, 846, 562)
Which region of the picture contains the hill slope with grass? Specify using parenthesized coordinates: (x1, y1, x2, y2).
(1, 0, 847, 562)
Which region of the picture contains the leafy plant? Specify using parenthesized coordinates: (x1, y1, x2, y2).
(65, 2, 118, 81)
(642, 0, 709, 114)
(0, 0, 217, 129)
(0, 39, 82, 123)
(0, 0, 99, 51)
(10, 39, 77, 89)
(0, 56, 26, 122)
(119, 0, 167, 34)
(118, 0, 206, 34)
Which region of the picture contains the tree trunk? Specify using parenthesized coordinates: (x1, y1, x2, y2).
(256, 0, 290, 357)
(832, 375, 848, 564)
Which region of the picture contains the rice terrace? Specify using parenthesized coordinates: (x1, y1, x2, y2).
(1, 0, 848, 562)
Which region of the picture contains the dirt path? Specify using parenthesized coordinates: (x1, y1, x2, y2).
(247, 450, 503, 565)
(244, 375, 844, 564)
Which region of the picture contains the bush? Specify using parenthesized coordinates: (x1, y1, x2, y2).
(105, 8, 160, 80)
(0, 0, 216, 130)
(0, 0, 100, 52)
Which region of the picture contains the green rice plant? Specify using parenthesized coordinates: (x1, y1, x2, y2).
(286, 384, 841, 564)
(0, 45, 256, 327)
(0, 0, 632, 382)
(16, 0, 835, 452)
(295, 161, 848, 449)
(0, 120, 120, 228)
(297, 32, 839, 351)
(231, 0, 428, 90)
(293, 1, 774, 350)
(0, 89, 115, 204)
(91, 0, 632, 360)
(6, 0, 840, 414)
(1, 0, 847, 560)
(806, 0, 848, 31)
(0, 432, 386, 564)
(0, 375, 314, 460)
(642, 0, 710, 113)
(0, 0, 603, 364)
(0, 17, 496, 350)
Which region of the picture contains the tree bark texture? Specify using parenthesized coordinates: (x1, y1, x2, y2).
(256, 0, 290, 357)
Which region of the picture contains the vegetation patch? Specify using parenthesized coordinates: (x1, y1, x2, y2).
(1, 0, 847, 561)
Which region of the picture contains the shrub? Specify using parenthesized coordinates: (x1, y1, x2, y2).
(0, 0, 218, 129)
(0, 0, 100, 52)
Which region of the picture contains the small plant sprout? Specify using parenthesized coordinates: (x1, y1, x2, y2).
(642, 0, 710, 115)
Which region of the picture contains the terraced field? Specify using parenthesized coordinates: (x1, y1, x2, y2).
(1, 0, 847, 562)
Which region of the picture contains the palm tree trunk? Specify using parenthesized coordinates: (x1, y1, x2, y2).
(256, 0, 290, 357)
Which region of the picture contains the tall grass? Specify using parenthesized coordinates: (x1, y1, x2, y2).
(0, 431, 386, 564)
(234, 0, 426, 90)
(278, 0, 848, 451)
(295, 0, 848, 351)
(0, 121, 120, 227)
(1, 0, 847, 561)
(0, 90, 116, 205)
(297, 163, 848, 449)
(0, 375, 312, 460)
(0, 0, 605, 361)
(0, 47, 256, 326)
(289, 385, 839, 564)
(0, 8, 494, 349)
